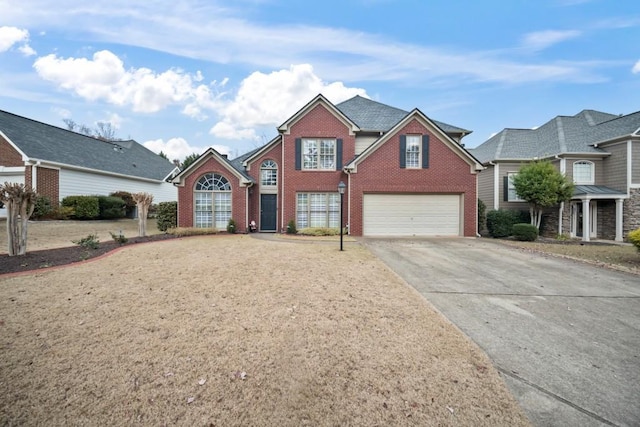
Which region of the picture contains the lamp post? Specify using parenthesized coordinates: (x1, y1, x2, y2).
(338, 181, 346, 251)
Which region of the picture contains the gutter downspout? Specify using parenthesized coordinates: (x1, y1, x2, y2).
(346, 169, 352, 235)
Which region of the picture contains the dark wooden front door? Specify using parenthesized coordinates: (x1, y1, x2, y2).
(260, 194, 277, 231)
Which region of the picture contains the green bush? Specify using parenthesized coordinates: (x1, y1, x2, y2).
(32, 195, 52, 219)
(477, 198, 486, 234)
(629, 228, 640, 252)
(486, 209, 524, 238)
(73, 234, 100, 249)
(286, 220, 297, 234)
(53, 206, 75, 220)
(156, 201, 177, 232)
(109, 191, 136, 217)
(98, 195, 125, 219)
(227, 219, 237, 234)
(62, 196, 100, 220)
(512, 223, 539, 241)
(109, 231, 128, 245)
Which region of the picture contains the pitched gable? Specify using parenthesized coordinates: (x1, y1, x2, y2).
(277, 94, 359, 135)
(171, 147, 253, 187)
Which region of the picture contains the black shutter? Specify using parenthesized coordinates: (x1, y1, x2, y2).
(295, 138, 302, 170)
(422, 135, 430, 169)
(336, 138, 343, 170)
(503, 176, 509, 201)
(399, 135, 406, 168)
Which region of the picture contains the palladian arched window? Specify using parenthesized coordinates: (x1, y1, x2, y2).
(260, 160, 277, 186)
(194, 173, 231, 229)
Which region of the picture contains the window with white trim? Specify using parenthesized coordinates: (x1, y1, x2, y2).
(296, 193, 340, 228)
(573, 161, 594, 185)
(303, 139, 335, 170)
(405, 135, 421, 169)
(507, 173, 524, 202)
(194, 173, 232, 229)
(260, 159, 277, 186)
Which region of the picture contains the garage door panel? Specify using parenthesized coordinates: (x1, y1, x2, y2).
(363, 194, 460, 236)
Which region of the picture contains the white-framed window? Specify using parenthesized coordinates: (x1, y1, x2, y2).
(405, 135, 421, 169)
(296, 193, 340, 229)
(507, 173, 524, 202)
(573, 161, 594, 185)
(260, 159, 277, 186)
(194, 173, 232, 229)
(303, 139, 335, 170)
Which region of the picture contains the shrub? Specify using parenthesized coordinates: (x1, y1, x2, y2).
(629, 228, 640, 252)
(73, 234, 100, 249)
(486, 209, 523, 238)
(298, 227, 340, 236)
(286, 220, 297, 234)
(166, 227, 218, 237)
(156, 201, 177, 232)
(227, 219, 237, 234)
(109, 231, 128, 245)
(62, 195, 100, 220)
(477, 198, 486, 234)
(512, 223, 539, 241)
(32, 195, 52, 219)
(53, 206, 75, 220)
(109, 191, 136, 217)
(98, 195, 126, 219)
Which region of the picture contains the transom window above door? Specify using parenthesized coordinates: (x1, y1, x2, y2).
(260, 159, 277, 186)
(573, 161, 594, 185)
(303, 139, 336, 170)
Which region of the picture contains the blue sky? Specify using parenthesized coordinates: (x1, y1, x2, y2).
(1, 0, 639, 162)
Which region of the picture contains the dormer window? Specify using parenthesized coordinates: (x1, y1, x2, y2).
(573, 161, 594, 185)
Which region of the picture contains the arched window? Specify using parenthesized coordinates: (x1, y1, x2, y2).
(260, 160, 277, 186)
(573, 161, 594, 185)
(194, 173, 232, 229)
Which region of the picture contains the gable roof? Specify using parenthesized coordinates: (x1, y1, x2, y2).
(471, 109, 640, 163)
(171, 147, 253, 186)
(0, 110, 177, 181)
(335, 95, 471, 136)
(277, 94, 360, 135)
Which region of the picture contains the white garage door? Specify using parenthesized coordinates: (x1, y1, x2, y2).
(363, 194, 461, 236)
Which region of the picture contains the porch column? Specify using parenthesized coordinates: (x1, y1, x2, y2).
(558, 202, 564, 236)
(582, 199, 590, 242)
(615, 198, 624, 242)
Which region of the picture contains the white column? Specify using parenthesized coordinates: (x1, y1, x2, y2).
(582, 199, 590, 242)
(615, 198, 624, 242)
(558, 202, 564, 236)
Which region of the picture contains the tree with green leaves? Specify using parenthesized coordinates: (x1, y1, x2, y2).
(181, 153, 200, 170)
(512, 160, 574, 230)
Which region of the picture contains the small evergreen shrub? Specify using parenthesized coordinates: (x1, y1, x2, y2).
(156, 201, 177, 232)
(477, 198, 486, 234)
(62, 195, 99, 219)
(73, 234, 100, 249)
(629, 228, 640, 252)
(53, 206, 75, 220)
(109, 191, 136, 217)
(32, 195, 52, 219)
(486, 209, 523, 238)
(286, 220, 297, 234)
(98, 195, 126, 219)
(227, 219, 237, 234)
(109, 231, 128, 245)
(512, 223, 539, 241)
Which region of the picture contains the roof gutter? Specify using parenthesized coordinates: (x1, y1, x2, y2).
(25, 158, 167, 184)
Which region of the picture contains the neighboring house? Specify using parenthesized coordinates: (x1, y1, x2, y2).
(0, 110, 178, 217)
(471, 109, 640, 242)
(171, 94, 483, 236)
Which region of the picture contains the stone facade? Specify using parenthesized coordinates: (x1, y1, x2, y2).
(624, 188, 640, 237)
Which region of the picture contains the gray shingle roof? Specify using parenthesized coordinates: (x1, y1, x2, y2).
(0, 110, 176, 181)
(335, 95, 470, 135)
(470, 109, 639, 164)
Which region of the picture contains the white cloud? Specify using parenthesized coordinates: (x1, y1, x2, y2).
(51, 106, 72, 118)
(209, 64, 367, 140)
(143, 137, 228, 162)
(521, 30, 581, 51)
(100, 112, 124, 129)
(632, 60, 640, 74)
(0, 26, 35, 55)
(33, 50, 223, 116)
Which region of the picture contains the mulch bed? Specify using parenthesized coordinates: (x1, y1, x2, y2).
(0, 234, 177, 275)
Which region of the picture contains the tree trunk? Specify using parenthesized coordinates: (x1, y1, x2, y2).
(132, 192, 153, 237)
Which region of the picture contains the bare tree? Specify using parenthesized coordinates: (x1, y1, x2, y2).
(63, 118, 77, 131)
(0, 183, 37, 256)
(95, 121, 117, 141)
(132, 192, 154, 237)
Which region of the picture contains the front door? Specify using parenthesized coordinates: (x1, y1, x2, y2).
(260, 194, 277, 231)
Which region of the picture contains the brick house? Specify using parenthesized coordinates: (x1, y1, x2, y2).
(172, 95, 483, 236)
(471, 109, 640, 241)
(0, 109, 178, 217)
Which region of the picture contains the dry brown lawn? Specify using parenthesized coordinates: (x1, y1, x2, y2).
(0, 232, 530, 426)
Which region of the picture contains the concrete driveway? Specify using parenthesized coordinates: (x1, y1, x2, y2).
(364, 237, 640, 427)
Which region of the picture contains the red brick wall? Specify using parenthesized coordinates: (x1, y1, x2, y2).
(281, 104, 354, 231)
(349, 119, 478, 236)
(177, 156, 247, 231)
(245, 143, 282, 230)
(0, 136, 23, 167)
(35, 167, 60, 206)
